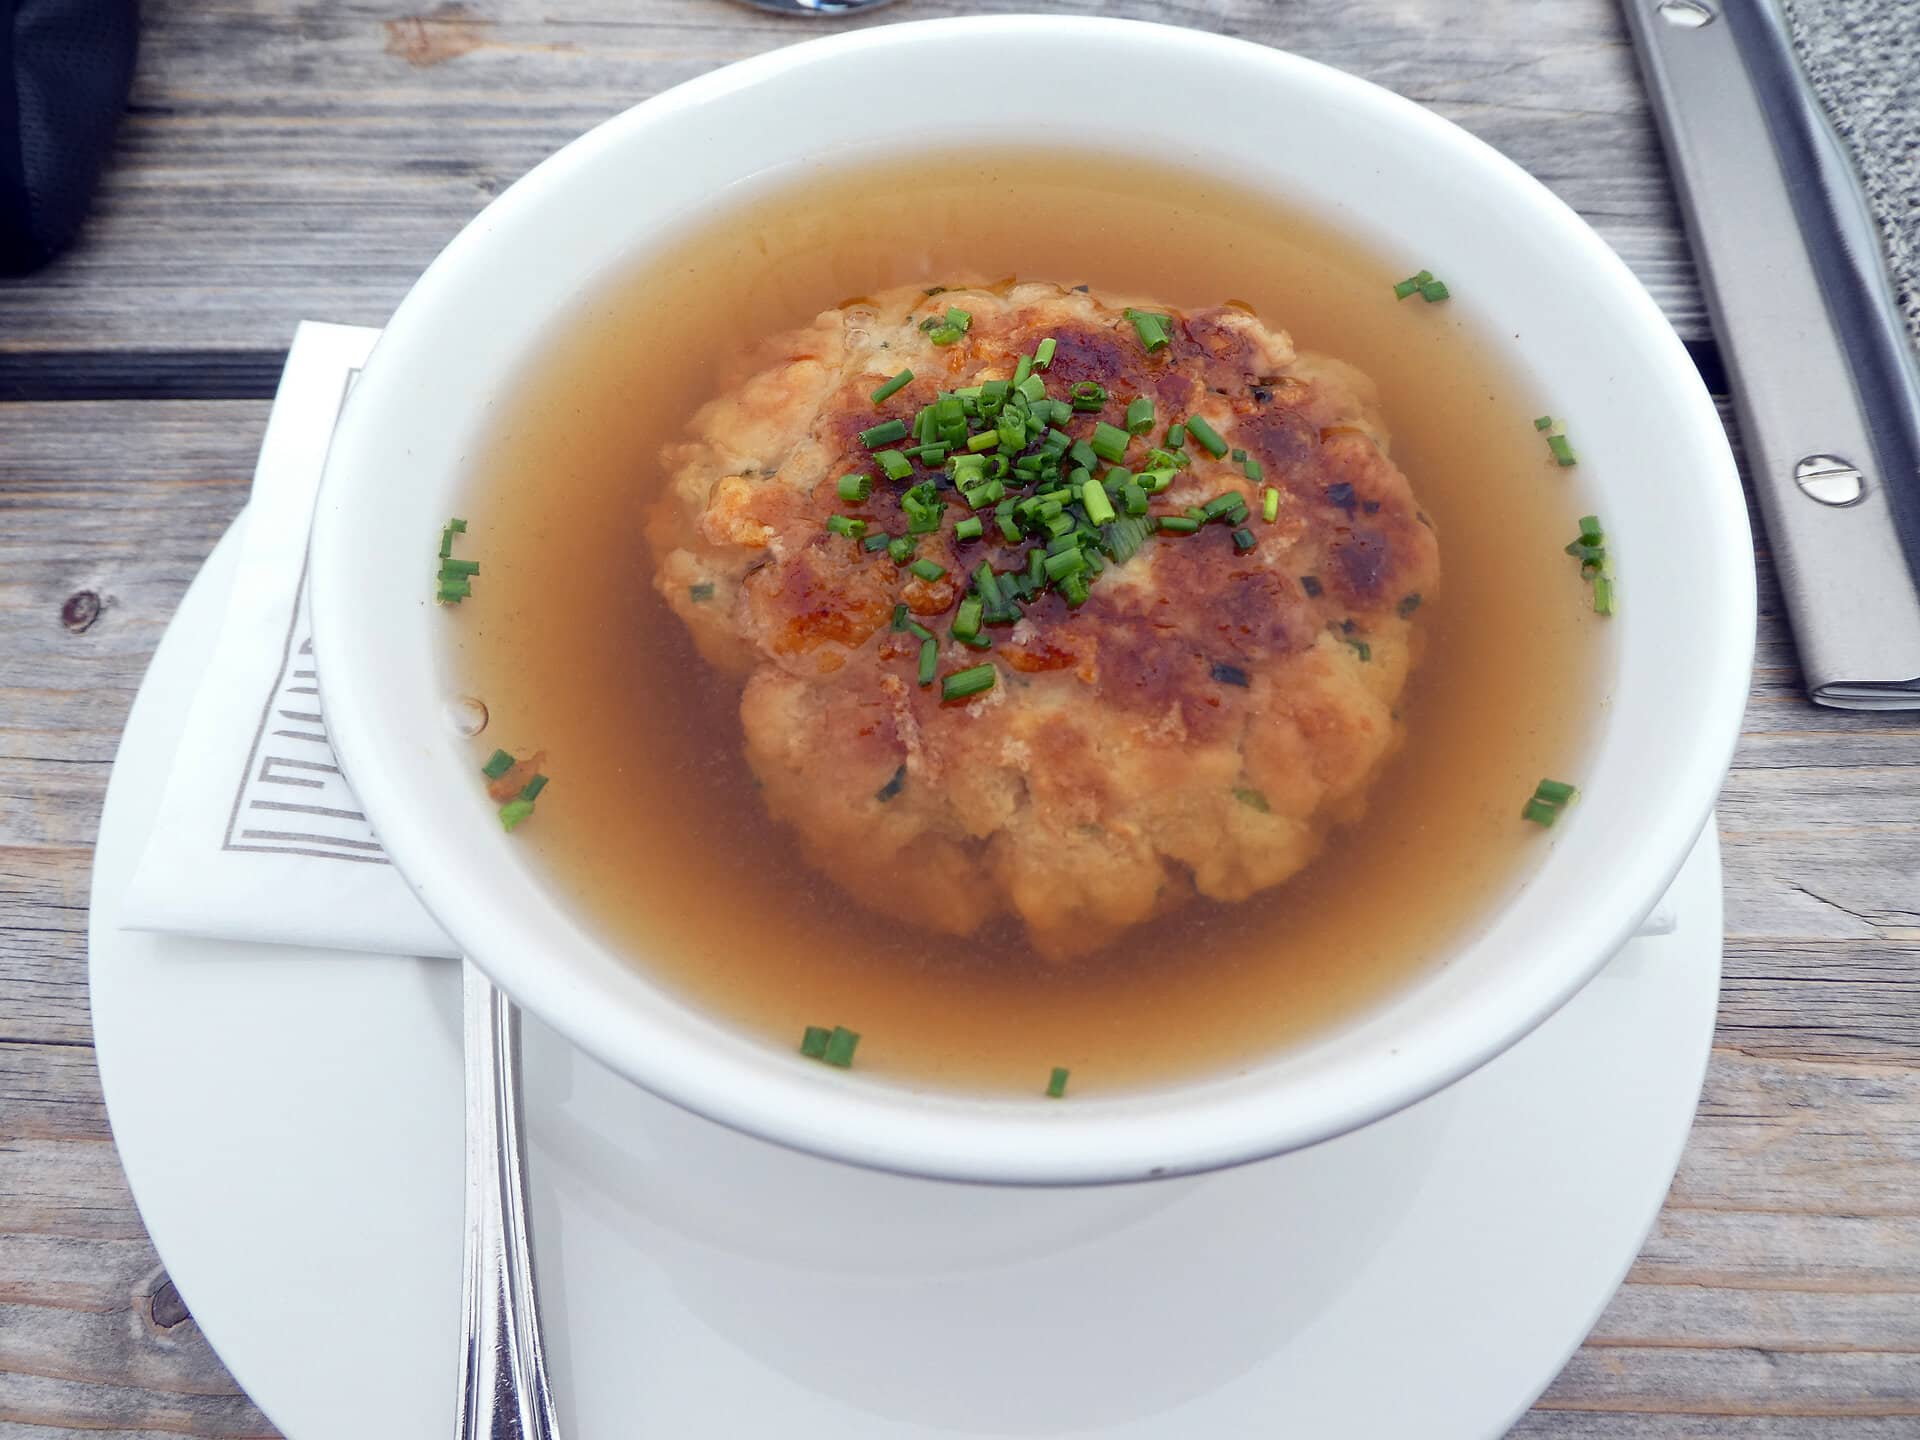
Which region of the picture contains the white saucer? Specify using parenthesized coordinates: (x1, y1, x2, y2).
(90, 518, 1723, 1439)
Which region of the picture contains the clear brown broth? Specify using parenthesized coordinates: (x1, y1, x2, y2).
(450, 150, 1606, 1095)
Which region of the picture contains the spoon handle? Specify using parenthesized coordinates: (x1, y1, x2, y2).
(458, 960, 562, 1439)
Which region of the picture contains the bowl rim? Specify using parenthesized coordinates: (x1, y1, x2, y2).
(310, 13, 1755, 1185)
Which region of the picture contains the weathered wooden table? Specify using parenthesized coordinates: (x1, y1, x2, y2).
(3, 1, 1916, 1433)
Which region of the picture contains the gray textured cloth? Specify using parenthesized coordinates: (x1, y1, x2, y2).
(1781, 0, 1920, 356)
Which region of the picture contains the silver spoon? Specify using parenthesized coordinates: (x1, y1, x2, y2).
(730, 0, 901, 15)
(457, 961, 562, 1439)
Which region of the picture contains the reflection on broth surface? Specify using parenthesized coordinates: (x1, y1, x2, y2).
(449, 151, 1606, 1095)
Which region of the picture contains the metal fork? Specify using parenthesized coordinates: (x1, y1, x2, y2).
(457, 961, 562, 1439)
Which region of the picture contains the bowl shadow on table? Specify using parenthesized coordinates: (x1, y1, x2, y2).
(517, 1014, 1457, 1433)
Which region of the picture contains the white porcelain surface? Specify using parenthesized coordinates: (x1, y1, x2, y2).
(309, 16, 1754, 1182)
(95, 518, 1724, 1439)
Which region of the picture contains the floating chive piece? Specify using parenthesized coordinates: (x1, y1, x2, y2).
(870, 369, 914, 404)
(909, 558, 946, 583)
(1232, 527, 1256, 552)
(1547, 433, 1577, 467)
(918, 638, 938, 687)
(518, 774, 548, 803)
(1393, 276, 1421, 300)
(827, 515, 867, 539)
(822, 1026, 860, 1068)
(1262, 487, 1280, 523)
(875, 764, 907, 803)
(942, 663, 996, 701)
(1091, 422, 1131, 464)
(1593, 575, 1615, 615)
(838, 473, 872, 503)
(1035, 337, 1056, 369)
(1158, 516, 1201, 534)
(1420, 279, 1450, 302)
(1534, 414, 1554, 431)
(1522, 797, 1560, 827)
(954, 516, 984, 541)
(1125, 396, 1155, 435)
(498, 799, 535, 832)
(800, 1026, 831, 1059)
(1082, 477, 1116, 526)
(481, 749, 515, 780)
(449, 518, 467, 533)
(1534, 778, 1579, 805)
(1071, 381, 1107, 412)
(1233, 786, 1271, 813)
(1046, 1067, 1069, 1099)
(1398, 592, 1423, 618)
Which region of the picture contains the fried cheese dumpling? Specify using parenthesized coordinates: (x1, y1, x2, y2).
(649, 281, 1439, 958)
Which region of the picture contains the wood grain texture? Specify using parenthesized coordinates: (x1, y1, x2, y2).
(0, 0, 1705, 358)
(3, 1, 1919, 1433)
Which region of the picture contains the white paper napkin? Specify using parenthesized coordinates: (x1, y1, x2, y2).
(119, 322, 458, 959)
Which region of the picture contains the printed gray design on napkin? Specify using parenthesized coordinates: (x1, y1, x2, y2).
(120, 322, 458, 960)
(1781, 0, 1920, 355)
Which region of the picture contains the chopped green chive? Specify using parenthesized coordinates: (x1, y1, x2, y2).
(1534, 414, 1554, 432)
(1125, 396, 1155, 435)
(1262, 487, 1280, 523)
(448, 518, 467, 534)
(1082, 477, 1117, 526)
(860, 419, 909, 448)
(1203, 492, 1245, 521)
(891, 604, 910, 631)
(518, 774, 548, 803)
(1071, 381, 1108, 413)
(1166, 423, 1186, 449)
(838, 473, 873, 503)
(889, 537, 917, 566)
(941, 663, 996, 701)
(1593, 575, 1615, 615)
(1124, 307, 1171, 352)
(909, 558, 946, 583)
(822, 1025, 860, 1068)
(946, 306, 972, 333)
(498, 799, 536, 832)
(1231, 527, 1256, 552)
(1158, 516, 1201, 534)
(953, 594, 983, 641)
(1046, 1066, 1070, 1099)
(1524, 777, 1579, 827)
(870, 369, 914, 405)
(1233, 786, 1271, 813)
(1035, 337, 1057, 369)
(876, 450, 913, 482)
(1012, 354, 1034, 388)
(1398, 592, 1423, 618)
(439, 528, 454, 559)
(1547, 434, 1577, 467)
(1393, 276, 1421, 300)
(1341, 635, 1372, 662)
(1091, 422, 1131, 464)
(481, 749, 515, 780)
(800, 1025, 831, 1059)
(1521, 797, 1561, 827)
(917, 637, 938, 687)
(863, 532, 891, 552)
(1420, 279, 1450, 302)
(954, 516, 984, 541)
(876, 764, 907, 802)
(827, 515, 867, 539)
(1044, 547, 1088, 581)
(690, 581, 716, 601)
(1185, 415, 1228, 457)
(1242, 455, 1265, 482)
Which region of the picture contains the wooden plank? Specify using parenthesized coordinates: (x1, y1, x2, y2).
(0, 0, 1705, 358)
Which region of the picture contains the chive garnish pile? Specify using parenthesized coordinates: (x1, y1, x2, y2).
(826, 307, 1275, 702)
(1564, 513, 1615, 615)
(435, 517, 477, 604)
(1522, 778, 1579, 827)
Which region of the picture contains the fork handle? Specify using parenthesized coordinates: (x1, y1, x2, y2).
(458, 960, 562, 1439)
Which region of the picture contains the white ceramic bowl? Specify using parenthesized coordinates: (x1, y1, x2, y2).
(311, 15, 1754, 1185)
